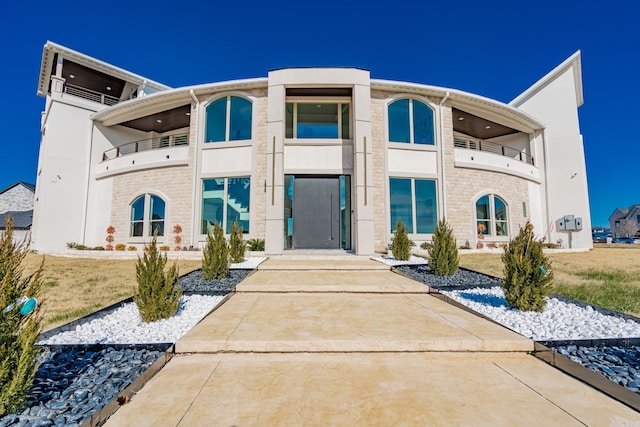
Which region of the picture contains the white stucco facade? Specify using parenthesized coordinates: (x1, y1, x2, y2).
(32, 42, 592, 253)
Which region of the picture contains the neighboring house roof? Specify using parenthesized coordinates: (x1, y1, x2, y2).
(0, 181, 35, 195)
(0, 210, 33, 229)
(609, 204, 640, 222)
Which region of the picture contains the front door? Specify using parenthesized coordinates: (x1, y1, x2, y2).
(292, 176, 341, 249)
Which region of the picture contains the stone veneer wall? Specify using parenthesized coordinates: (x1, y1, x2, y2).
(110, 165, 194, 246)
(108, 88, 268, 248)
(250, 89, 268, 241)
(370, 92, 388, 253)
(441, 105, 530, 247)
(0, 185, 34, 213)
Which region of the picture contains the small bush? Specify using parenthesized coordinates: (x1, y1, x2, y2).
(115, 243, 126, 251)
(159, 245, 170, 252)
(228, 221, 246, 264)
(486, 242, 498, 249)
(391, 220, 411, 261)
(501, 221, 553, 312)
(0, 216, 44, 416)
(93, 246, 105, 251)
(134, 233, 181, 323)
(127, 246, 137, 251)
(202, 223, 229, 280)
(427, 219, 459, 276)
(420, 241, 432, 250)
(247, 238, 265, 251)
(459, 244, 471, 250)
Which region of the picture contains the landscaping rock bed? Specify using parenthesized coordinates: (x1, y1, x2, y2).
(394, 264, 500, 290)
(0, 268, 248, 427)
(0, 346, 166, 427)
(550, 342, 640, 394)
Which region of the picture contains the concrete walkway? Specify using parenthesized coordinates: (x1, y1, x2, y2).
(106, 258, 640, 426)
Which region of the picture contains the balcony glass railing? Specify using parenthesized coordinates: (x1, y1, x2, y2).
(454, 137, 534, 165)
(103, 135, 189, 161)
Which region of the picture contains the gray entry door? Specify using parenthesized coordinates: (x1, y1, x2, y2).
(293, 177, 340, 249)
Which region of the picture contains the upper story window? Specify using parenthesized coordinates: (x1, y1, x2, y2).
(388, 99, 435, 145)
(286, 102, 350, 139)
(131, 194, 165, 237)
(205, 96, 252, 142)
(476, 195, 508, 237)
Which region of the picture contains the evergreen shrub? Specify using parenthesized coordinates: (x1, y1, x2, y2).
(428, 219, 459, 276)
(391, 220, 411, 261)
(228, 221, 246, 264)
(501, 221, 553, 311)
(202, 223, 229, 280)
(134, 233, 181, 323)
(0, 216, 44, 416)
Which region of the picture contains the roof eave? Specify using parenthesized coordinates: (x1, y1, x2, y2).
(37, 41, 171, 98)
(510, 50, 583, 108)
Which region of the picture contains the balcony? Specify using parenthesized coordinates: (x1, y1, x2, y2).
(454, 137, 534, 165)
(103, 135, 189, 161)
(64, 83, 120, 106)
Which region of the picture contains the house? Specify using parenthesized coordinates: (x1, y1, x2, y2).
(31, 42, 592, 253)
(0, 182, 35, 243)
(609, 205, 640, 238)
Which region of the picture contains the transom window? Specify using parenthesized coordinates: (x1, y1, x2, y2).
(389, 178, 438, 234)
(286, 102, 350, 139)
(205, 96, 252, 142)
(388, 98, 435, 145)
(476, 195, 508, 237)
(130, 194, 165, 237)
(202, 177, 251, 234)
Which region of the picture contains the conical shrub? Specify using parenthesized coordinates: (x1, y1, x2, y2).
(0, 216, 44, 416)
(501, 221, 553, 311)
(202, 223, 229, 280)
(134, 232, 181, 323)
(428, 219, 459, 276)
(228, 220, 246, 264)
(391, 220, 411, 261)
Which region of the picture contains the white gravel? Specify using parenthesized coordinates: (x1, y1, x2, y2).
(372, 255, 428, 266)
(442, 286, 640, 341)
(39, 295, 225, 345)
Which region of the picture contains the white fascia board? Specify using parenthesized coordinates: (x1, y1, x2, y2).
(510, 50, 583, 108)
(371, 79, 545, 132)
(92, 78, 268, 126)
(37, 41, 171, 98)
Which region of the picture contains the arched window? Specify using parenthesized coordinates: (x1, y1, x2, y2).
(130, 194, 165, 237)
(205, 96, 252, 142)
(476, 195, 508, 237)
(388, 99, 435, 145)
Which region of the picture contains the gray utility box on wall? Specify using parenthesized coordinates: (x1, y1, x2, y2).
(557, 215, 583, 231)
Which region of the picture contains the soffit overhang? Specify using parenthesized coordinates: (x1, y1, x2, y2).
(37, 41, 170, 98)
(91, 78, 268, 126)
(371, 79, 545, 133)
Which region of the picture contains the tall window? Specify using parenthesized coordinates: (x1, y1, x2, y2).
(130, 194, 165, 237)
(202, 177, 251, 234)
(205, 96, 252, 142)
(476, 195, 508, 237)
(285, 102, 350, 139)
(389, 178, 437, 234)
(388, 99, 434, 145)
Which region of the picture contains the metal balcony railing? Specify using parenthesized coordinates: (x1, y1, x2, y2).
(454, 137, 534, 165)
(64, 83, 120, 106)
(102, 134, 189, 161)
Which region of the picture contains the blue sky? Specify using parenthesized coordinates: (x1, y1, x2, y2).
(1, 0, 637, 227)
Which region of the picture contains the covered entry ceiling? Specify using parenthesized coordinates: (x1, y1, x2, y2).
(452, 108, 518, 139)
